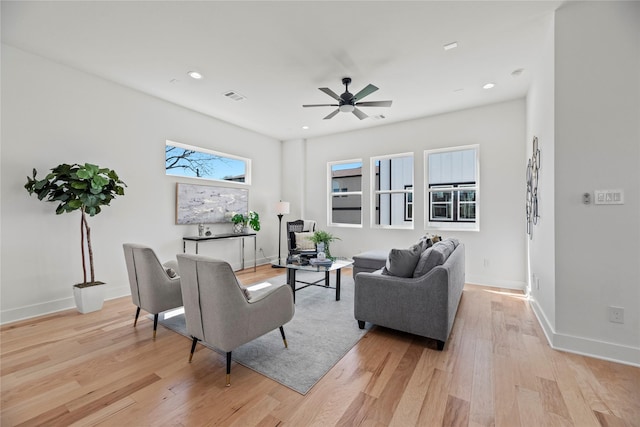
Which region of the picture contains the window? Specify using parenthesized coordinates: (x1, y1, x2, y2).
(425, 145, 479, 231)
(328, 160, 362, 227)
(165, 140, 251, 184)
(371, 153, 414, 228)
(404, 185, 413, 221)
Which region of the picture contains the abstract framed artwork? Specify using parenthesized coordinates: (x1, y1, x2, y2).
(176, 183, 248, 224)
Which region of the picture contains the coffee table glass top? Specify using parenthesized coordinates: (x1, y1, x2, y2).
(271, 258, 353, 272)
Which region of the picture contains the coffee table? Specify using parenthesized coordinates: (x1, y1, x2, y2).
(270, 258, 353, 303)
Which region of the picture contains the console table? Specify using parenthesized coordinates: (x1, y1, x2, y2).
(182, 233, 256, 272)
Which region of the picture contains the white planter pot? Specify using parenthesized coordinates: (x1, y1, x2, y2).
(73, 282, 106, 314)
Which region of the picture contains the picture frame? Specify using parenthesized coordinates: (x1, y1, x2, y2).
(176, 183, 248, 224)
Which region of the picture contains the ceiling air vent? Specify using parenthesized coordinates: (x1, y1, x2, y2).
(223, 90, 247, 102)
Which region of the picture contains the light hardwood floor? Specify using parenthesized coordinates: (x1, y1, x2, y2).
(1, 265, 638, 426)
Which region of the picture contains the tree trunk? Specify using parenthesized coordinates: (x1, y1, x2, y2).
(83, 209, 95, 283)
(80, 209, 87, 284)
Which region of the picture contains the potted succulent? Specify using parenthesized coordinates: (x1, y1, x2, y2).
(310, 230, 340, 260)
(231, 211, 260, 234)
(24, 163, 126, 313)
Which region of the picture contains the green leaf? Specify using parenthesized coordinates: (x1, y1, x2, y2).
(67, 199, 83, 209)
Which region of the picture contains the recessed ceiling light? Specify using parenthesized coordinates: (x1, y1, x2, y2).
(302, 126, 309, 130)
(483, 83, 496, 89)
(187, 71, 203, 79)
(443, 41, 458, 51)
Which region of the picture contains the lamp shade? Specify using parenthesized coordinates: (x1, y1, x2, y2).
(276, 201, 290, 215)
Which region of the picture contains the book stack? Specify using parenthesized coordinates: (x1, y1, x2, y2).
(310, 258, 333, 267)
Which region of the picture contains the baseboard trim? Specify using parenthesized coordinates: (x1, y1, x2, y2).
(465, 277, 526, 291)
(530, 298, 640, 367)
(1, 286, 132, 325)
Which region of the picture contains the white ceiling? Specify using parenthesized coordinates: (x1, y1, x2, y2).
(1, 1, 562, 141)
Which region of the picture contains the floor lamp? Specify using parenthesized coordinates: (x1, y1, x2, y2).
(273, 201, 290, 268)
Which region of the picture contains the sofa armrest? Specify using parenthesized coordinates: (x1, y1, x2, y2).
(354, 267, 450, 341)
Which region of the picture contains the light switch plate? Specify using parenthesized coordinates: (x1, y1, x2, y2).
(594, 189, 624, 205)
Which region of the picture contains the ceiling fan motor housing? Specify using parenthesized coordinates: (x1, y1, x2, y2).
(302, 76, 391, 120)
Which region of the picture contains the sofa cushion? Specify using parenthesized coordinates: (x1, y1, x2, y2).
(412, 245, 447, 278)
(294, 232, 315, 250)
(446, 237, 460, 248)
(382, 247, 421, 278)
(434, 239, 456, 259)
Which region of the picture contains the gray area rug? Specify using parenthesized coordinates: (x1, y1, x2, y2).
(157, 270, 370, 395)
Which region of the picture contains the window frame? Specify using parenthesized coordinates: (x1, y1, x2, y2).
(327, 159, 363, 228)
(370, 152, 414, 229)
(165, 140, 251, 185)
(424, 145, 480, 232)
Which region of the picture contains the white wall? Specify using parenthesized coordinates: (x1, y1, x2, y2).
(526, 10, 557, 334)
(1, 46, 282, 323)
(553, 1, 640, 364)
(287, 99, 527, 290)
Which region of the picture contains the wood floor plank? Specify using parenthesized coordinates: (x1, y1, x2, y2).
(493, 353, 522, 427)
(516, 386, 546, 427)
(442, 394, 471, 427)
(1, 268, 638, 427)
(469, 338, 495, 427)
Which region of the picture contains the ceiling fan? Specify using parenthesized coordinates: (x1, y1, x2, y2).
(303, 77, 392, 120)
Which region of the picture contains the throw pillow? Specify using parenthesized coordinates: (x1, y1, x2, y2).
(413, 246, 446, 278)
(165, 268, 178, 278)
(382, 247, 421, 278)
(294, 232, 315, 250)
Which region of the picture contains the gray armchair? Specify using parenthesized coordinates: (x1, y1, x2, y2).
(177, 254, 294, 386)
(123, 243, 183, 339)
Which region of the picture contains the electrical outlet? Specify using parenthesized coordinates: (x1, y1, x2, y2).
(609, 306, 624, 324)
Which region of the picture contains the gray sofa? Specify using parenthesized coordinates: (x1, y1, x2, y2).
(354, 238, 465, 350)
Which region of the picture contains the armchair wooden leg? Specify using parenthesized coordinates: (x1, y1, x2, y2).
(226, 352, 232, 387)
(189, 337, 199, 362)
(279, 326, 288, 348)
(152, 314, 159, 340)
(133, 307, 141, 327)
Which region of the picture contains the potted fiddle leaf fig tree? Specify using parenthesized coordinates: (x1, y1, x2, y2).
(25, 163, 126, 313)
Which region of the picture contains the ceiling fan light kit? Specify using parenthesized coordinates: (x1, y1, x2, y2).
(303, 77, 392, 120)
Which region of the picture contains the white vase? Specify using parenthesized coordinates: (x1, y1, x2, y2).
(232, 223, 244, 234)
(73, 282, 106, 314)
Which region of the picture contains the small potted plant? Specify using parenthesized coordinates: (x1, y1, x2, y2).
(310, 230, 340, 260)
(231, 211, 260, 234)
(24, 163, 126, 313)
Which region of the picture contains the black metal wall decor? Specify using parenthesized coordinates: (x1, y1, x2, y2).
(526, 136, 541, 239)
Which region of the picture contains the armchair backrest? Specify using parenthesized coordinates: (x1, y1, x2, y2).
(177, 254, 249, 352)
(122, 243, 182, 313)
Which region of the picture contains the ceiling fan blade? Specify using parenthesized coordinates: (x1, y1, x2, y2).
(323, 109, 340, 120)
(319, 87, 341, 101)
(356, 100, 393, 108)
(303, 103, 339, 108)
(352, 108, 368, 120)
(353, 84, 379, 101)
